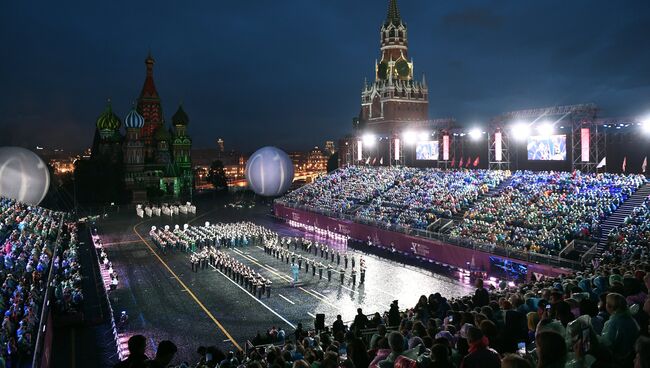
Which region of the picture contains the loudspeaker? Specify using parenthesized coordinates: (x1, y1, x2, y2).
(315, 313, 325, 331)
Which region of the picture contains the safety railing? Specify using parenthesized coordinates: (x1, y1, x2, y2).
(274, 201, 582, 269)
(33, 213, 67, 368)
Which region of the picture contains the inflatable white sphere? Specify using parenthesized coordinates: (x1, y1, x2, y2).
(0, 146, 50, 205)
(245, 146, 294, 197)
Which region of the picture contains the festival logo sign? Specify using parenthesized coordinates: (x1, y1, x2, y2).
(337, 224, 351, 235)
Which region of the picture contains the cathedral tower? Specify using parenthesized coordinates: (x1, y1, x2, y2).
(137, 52, 163, 162)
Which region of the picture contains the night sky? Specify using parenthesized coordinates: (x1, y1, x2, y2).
(1, 0, 649, 153)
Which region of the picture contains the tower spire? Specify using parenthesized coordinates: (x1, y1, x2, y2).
(385, 0, 402, 26)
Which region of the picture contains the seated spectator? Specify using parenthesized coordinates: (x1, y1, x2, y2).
(535, 331, 567, 368)
(501, 355, 532, 368)
(601, 292, 640, 367)
(146, 340, 177, 368)
(460, 326, 500, 368)
(114, 335, 148, 368)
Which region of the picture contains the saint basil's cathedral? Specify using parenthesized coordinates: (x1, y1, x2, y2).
(91, 53, 192, 201)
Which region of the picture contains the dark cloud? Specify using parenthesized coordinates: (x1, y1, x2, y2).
(0, 0, 649, 152)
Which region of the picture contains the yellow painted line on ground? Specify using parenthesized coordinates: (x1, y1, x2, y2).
(132, 220, 242, 351)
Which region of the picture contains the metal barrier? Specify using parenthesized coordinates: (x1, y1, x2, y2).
(32, 213, 67, 368)
(90, 231, 128, 362)
(274, 201, 582, 269)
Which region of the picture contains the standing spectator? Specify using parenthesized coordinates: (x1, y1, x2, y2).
(353, 308, 369, 332)
(389, 301, 401, 327)
(333, 315, 345, 336)
(460, 326, 500, 368)
(473, 279, 490, 308)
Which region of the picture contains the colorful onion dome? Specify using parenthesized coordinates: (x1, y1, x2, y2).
(172, 104, 189, 126)
(124, 107, 145, 129)
(96, 101, 121, 131)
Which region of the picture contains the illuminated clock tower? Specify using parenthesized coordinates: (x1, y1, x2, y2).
(358, 0, 429, 133)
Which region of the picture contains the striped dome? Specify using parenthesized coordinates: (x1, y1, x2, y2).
(124, 108, 145, 128)
(96, 102, 121, 131)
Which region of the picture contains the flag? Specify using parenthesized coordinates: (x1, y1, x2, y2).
(641, 156, 648, 174)
(365, 156, 371, 165)
(473, 156, 480, 167)
(466, 158, 471, 168)
(450, 157, 455, 167)
(596, 156, 606, 169)
(372, 157, 377, 165)
(622, 156, 627, 172)
(459, 157, 464, 168)
(380, 157, 384, 165)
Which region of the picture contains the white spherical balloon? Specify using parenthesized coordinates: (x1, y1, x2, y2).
(0, 147, 50, 205)
(246, 146, 294, 197)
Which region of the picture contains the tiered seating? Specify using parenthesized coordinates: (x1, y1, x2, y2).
(53, 222, 84, 314)
(449, 171, 645, 255)
(607, 194, 650, 258)
(282, 166, 403, 213)
(356, 169, 509, 229)
(0, 197, 65, 364)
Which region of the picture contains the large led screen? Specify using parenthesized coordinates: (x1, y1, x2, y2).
(415, 141, 439, 160)
(527, 135, 566, 161)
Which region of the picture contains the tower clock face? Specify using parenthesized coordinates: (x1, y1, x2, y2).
(395, 60, 410, 78)
(378, 62, 389, 79)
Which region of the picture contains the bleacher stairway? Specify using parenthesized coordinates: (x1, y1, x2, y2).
(596, 182, 650, 251)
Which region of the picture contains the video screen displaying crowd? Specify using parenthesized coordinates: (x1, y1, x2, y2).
(0, 197, 67, 366)
(450, 171, 645, 255)
(280, 167, 647, 257)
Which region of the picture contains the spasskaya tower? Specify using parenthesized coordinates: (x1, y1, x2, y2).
(357, 0, 429, 133)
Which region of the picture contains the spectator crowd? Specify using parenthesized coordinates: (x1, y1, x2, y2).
(0, 197, 66, 366)
(280, 167, 647, 258)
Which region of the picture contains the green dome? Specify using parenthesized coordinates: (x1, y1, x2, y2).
(96, 102, 121, 131)
(154, 125, 171, 141)
(172, 104, 189, 126)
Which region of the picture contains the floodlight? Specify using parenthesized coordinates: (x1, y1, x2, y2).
(510, 121, 531, 141)
(468, 128, 482, 141)
(403, 131, 417, 144)
(641, 116, 650, 135)
(537, 121, 554, 136)
(362, 133, 376, 147)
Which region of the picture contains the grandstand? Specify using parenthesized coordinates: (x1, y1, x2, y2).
(276, 167, 649, 275)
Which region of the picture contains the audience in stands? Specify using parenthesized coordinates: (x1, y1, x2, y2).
(280, 167, 647, 258)
(0, 197, 65, 366)
(447, 171, 644, 255)
(607, 195, 650, 260)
